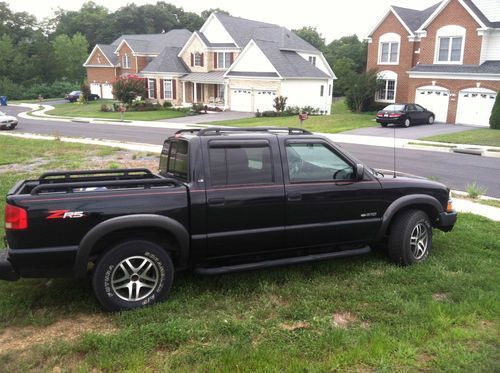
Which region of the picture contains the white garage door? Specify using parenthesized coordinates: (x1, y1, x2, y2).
(254, 90, 277, 112)
(230, 89, 252, 112)
(415, 86, 450, 123)
(456, 88, 497, 127)
(90, 83, 101, 97)
(102, 84, 113, 99)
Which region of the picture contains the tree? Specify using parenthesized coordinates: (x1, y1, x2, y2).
(490, 92, 500, 129)
(344, 69, 381, 113)
(80, 80, 91, 102)
(292, 26, 325, 50)
(201, 8, 230, 20)
(325, 35, 367, 73)
(273, 96, 288, 113)
(53, 33, 89, 83)
(113, 75, 147, 104)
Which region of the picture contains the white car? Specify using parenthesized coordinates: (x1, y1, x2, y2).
(0, 111, 18, 130)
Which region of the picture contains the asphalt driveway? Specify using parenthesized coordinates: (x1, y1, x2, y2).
(343, 123, 478, 140)
(159, 110, 254, 124)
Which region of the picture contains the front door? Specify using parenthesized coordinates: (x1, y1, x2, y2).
(281, 138, 382, 249)
(203, 138, 285, 259)
(196, 83, 203, 103)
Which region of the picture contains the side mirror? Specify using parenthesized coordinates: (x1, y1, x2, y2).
(355, 164, 364, 181)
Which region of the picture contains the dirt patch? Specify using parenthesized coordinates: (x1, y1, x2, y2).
(332, 312, 369, 329)
(0, 159, 50, 174)
(432, 293, 448, 301)
(0, 313, 117, 353)
(279, 321, 311, 331)
(86, 151, 160, 171)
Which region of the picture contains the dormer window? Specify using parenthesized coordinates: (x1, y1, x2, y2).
(122, 53, 130, 69)
(194, 52, 202, 67)
(308, 56, 316, 66)
(97, 54, 101, 64)
(378, 33, 400, 65)
(435, 25, 465, 64)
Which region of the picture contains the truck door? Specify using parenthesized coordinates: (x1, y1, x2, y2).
(281, 138, 382, 248)
(203, 138, 285, 258)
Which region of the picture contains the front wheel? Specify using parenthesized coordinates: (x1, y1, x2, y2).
(428, 115, 435, 124)
(387, 210, 432, 266)
(92, 240, 174, 311)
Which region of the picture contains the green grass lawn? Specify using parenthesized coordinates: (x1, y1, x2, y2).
(45, 100, 186, 121)
(209, 100, 377, 134)
(421, 128, 500, 147)
(8, 97, 64, 104)
(0, 136, 499, 372)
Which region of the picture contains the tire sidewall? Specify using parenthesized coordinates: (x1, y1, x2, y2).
(93, 240, 174, 311)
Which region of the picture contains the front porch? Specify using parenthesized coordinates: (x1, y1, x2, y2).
(180, 71, 228, 110)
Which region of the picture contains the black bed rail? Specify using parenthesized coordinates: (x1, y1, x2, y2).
(30, 177, 181, 196)
(39, 168, 154, 183)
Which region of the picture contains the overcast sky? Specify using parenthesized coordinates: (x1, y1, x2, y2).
(7, 0, 439, 42)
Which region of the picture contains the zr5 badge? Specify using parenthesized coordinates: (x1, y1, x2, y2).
(47, 210, 86, 219)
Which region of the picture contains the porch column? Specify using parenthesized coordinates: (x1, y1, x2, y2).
(194, 82, 198, 103)
(182, 81, 186, 106)
(224, 81, 229, 110)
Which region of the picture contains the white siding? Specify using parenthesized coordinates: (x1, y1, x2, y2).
(297, 52, 332, 76)
(472, 0, 500, 22)
(201, 16, 235, 45)
(230, 43, 277, 73)
(281, 79, 333, 114)
(480, 30, 500, 63)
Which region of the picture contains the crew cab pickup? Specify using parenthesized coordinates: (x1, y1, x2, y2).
(2, 127, 457, 311)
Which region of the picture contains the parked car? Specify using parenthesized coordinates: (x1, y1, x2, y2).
(65, 90, 100, 102)
(0, 111, 18, 130)
(376, 104, 435, 127)
(1, 127, 457, 311)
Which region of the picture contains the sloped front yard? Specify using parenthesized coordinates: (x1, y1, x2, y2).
(421, 128, 500, 148)
(0, 136, 499, 372)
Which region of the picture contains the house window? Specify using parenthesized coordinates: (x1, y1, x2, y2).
(435, 25, 466, 64)
(320, 85, 324, 97)
(217, 84, 225, 99)
(194, 52, 202, 66)
(217, 52, 232, 69)
(308, 56, 316, 66)
(148, 79, 155, 99)
(164, 80, 173, 99)
(122, 53, 130, 69)
(437, 37, 463, 62)
(378, 33, 400, 65)
(328, 84, 332, 96)
(377, 79, 396, 102)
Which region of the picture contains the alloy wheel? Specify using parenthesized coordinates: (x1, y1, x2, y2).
(111, 255, 159, 301)
(410, 223, 428, 260)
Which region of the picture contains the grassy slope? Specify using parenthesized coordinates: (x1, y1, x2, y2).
(209, 100, 377, 134)
(421, 128, 500, 148)
(0, 136, 498, 372)
(45, 100, 186, 121)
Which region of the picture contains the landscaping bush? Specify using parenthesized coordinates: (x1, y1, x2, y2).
(80, 81, 91, 102)
(162, 101, 173, 108)
(128, 99, 162, 112)
(345, 69, 381, 112)
(192, 103, 206, 113)
(0, 78, 79, 100)
(261, 110, 281, 117)
(301, 106, 320, 115)
(490, 92, 500, 129)
(112, 75, 147, 104)
(273, 95, 288, 113)
(286, 106, 301, 115)
(100, 104, 113, 112)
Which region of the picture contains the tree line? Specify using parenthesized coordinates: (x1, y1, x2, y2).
(0, 1, 368, 103)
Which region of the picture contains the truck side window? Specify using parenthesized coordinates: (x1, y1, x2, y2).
(209, 145, 274, 186)
(166, 140, 188, 180)
(286, 143, 354, 182)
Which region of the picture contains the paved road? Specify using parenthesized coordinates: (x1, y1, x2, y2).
(343, 123, 478, 139)
(3, 105, 500, 197)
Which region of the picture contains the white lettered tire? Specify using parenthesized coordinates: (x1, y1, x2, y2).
(92, 240, 174, 311)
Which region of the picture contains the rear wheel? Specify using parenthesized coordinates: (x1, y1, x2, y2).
(404, 118, 411, 127)
(92, 240, 174, 311)
(387, 210, 432, 266)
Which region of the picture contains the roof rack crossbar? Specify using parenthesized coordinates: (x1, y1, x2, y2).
(196, 127, 312, 136)
(174, 129, 202, 135)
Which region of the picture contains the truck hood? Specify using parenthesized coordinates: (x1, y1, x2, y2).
(374, 169, 427, 180)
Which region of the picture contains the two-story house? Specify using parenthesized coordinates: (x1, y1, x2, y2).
(367, 0, 500, 126)
(84, 12, 335, 114)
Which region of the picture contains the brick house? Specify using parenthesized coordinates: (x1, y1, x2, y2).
(84, 13, 335, 114)
(367, 0, 500, 126)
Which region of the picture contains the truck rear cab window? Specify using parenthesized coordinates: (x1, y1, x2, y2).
(161, 140, 188, 180)
(286, 142, 354, 182)
(208, 143, 274, 186)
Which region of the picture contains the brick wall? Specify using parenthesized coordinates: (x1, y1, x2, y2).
(367, 12, 416, 103)
(408, 78, 500, 123)
(419, 0, 482, 65)
(87, 67, 116, 84)
(116, 43, 136, 75)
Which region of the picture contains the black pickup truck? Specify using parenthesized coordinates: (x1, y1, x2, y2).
(1, 127, 457, 311)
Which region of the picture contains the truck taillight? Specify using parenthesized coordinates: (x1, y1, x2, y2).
(5, 204, 28, 230)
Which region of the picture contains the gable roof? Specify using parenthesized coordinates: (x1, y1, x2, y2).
(213, 13, 319, 53)
(83, 44, 117, 67)
(462, 0, 500, 28)
(142, 47, 188, 74)
(391, 3, 442, 33)
(112, 29, 192, 55)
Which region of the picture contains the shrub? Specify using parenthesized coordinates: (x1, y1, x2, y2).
(261, 111, 281, 117)
(80, 81, 91, 102)
(112, 75, 147, 104)
(100, 104, 113, 112)
(301, 106, 320, 115)
(273, 96, 288, 113)
(286, 106, 301, 115)
(163, 101, 173, 108)
(192, 103, 206, 113)
(255, 110, 262, 118)
(490, 92, 500, 129)
(0, 79, 79, 100)
(345, 69, 381, 112)
(466, 182, 487, 199)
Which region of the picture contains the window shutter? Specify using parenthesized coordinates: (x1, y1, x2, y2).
(160, 79, 164, 99)
(201, 53, 204, 67)
(172, 80, 177, 100)
(214, 52, 218, 69)
(145, 78, 148, 90)
(214, 84, 218, 97)
(190, 53, 194, 67)
(153, 79, 157, 99)
(230, 52, 234, 64)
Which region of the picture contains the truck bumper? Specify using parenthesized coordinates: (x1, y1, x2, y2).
(0, 250, 20, 281)
(437, 210, 458, 232)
